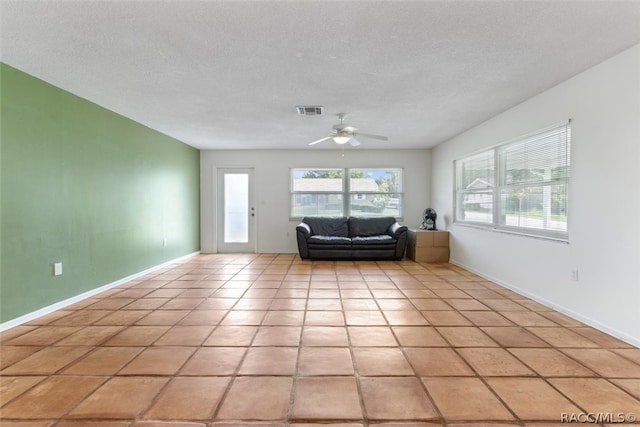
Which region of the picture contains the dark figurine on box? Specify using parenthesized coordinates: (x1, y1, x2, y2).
(420, 208, 437, 230)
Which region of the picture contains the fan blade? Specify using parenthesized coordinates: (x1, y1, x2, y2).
(355, 132, 388, 141)
(308, 136, 331, 146)
(349, 138, 361, 146)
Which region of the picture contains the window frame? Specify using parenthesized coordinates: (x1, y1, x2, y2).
(454, 121, 571, 242)
(290, 167, 404, 220)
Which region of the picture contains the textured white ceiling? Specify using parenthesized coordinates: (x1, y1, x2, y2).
(2, 1, 639, 150)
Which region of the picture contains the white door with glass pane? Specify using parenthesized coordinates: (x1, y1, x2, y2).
(217, 169, 255, 252)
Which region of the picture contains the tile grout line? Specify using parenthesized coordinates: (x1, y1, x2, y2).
(343, 268, 369, 427)
(286, 264, 311, 425)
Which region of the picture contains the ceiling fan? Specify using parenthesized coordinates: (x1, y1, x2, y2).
(308, 114, 388, 146)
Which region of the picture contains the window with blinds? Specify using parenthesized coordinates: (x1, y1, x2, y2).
(454, 121, 571, 240)
(290, 168, 403, 219)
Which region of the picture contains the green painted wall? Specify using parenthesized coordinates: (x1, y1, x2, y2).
(0, 63, 200, 323)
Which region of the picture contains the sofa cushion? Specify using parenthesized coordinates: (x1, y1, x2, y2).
(303, 216, 349, 237)
(351, 235, 394, 245)
(348, 217, 396, 237)
(308, 235, 352, 246)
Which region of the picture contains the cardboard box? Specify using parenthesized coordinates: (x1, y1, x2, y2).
(413, 230, 434, 247)
(407, 230, 450, 262)
(433, 231, 450, 247)
(412, 247, 450, 263)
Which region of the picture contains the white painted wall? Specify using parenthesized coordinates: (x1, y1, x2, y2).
(201, 149, 431, 254)
(432, 44, 640, 345)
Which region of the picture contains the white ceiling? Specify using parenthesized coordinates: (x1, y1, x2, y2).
(2, 1, 639, 150)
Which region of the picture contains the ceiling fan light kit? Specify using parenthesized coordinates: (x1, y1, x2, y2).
(307, 113, 388, 147)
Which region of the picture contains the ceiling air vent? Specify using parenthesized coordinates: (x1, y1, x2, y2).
(296, 106, 323, 116)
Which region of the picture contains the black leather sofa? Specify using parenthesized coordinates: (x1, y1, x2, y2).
(296, 216, 408, 260)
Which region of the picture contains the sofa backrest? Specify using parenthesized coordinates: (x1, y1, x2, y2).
(348, 217, 396, 237)
(302, 216, 349, 237)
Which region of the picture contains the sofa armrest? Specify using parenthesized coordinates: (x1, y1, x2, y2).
(388, 222, 408, 239)
(389, 222, 409, 259)
(296, 222, 312, 259)
(296, 222, 312, 238)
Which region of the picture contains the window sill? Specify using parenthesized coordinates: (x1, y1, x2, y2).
(453, 222, 569, 244)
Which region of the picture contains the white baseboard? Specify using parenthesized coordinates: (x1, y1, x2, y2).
(0, 251, 200, 333)
(449, 259, 640, 348)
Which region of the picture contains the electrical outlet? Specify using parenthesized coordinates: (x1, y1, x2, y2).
(163, 238, 167, 247)
(53, 262, 63, 276)
(571, 269, 579, 282)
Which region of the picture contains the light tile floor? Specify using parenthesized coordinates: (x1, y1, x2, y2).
(1, 253, 640, 426)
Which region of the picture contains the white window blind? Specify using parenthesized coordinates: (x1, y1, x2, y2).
(454, 120, 571, 240)
(455, 150, 495, 224)
(498, 122, 570, 236)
